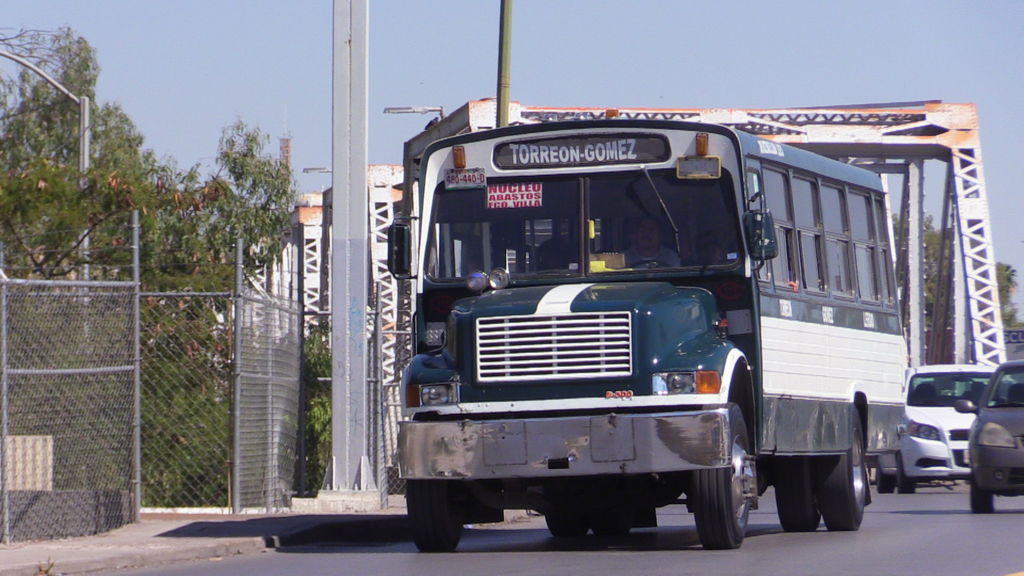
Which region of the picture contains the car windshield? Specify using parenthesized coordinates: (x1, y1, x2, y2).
(985, 367, 1024, 408)
(907, 372, 991, 407)
(424, 169, 742, 280)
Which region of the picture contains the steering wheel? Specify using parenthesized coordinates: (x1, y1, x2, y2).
(630, 259, 666, 269)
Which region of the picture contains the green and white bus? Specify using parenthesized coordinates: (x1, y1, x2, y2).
(388, 118, 906, 551)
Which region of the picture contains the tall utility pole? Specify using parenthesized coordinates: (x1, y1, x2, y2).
(330, 0, 372, 493)
(496, 0, 513, 127)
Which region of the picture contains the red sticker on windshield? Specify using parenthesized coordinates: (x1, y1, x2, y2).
(487, 183, 542, 209)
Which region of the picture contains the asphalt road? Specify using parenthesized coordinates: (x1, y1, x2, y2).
(117, 482, 1024, 576)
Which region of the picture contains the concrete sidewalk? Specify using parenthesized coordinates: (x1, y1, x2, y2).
(0, 506, 412, 576)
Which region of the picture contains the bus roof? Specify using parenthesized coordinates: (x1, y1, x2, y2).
(418, 119, 884, 193)
(734, 130, 884, 192)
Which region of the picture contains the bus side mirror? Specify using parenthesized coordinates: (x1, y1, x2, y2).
(744, 211, 778, 261)
(387, 221, 415, 279)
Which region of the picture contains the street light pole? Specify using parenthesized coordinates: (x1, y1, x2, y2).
(0, 50, 91, 279)
(496, 0, 513, 127)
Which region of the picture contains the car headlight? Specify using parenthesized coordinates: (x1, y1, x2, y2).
(653, 372, 696, 395)
(906, 420, 942, 441)
(978, 422, 1017, 448)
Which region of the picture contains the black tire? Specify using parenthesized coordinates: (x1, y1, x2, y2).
(406, 479, 464, 552)
(815, 414, 868, 531)
(590, 506, 634, 537)
(876, 469, 896, 494)
(691, 405, 753, 550)
(545, 505, 590, 537)
(895, 457, 916, 494)
(970, 475, 994, 513)
(774, 457, 821, 532)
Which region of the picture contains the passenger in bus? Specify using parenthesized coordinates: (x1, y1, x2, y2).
(536, 236, 571, 270)
(624, 217, 681, 268)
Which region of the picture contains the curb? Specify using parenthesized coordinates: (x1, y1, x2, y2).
(273, 515, 413, 547)
(0, 537, 268, 576)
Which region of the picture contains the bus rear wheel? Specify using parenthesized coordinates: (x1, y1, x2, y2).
(545, 504, 590, 537)
(406, 479, 464, 552)
(774, 457, 821, 531)
(690, 405, 752, 550)
(815, 415, 867, 531)
(590, 505, 635, 537)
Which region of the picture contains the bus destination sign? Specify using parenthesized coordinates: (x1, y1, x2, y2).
(494, 134, 670, 169)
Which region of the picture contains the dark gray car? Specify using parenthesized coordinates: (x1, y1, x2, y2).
(955, 360, 1024, 512)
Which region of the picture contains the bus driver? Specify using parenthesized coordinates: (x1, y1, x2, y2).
(624, 216, 681, 268)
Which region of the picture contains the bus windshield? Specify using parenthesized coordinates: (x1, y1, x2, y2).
(425, 168, 742, 280)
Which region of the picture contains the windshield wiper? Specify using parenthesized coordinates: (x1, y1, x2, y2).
(640, 166, 681, 257)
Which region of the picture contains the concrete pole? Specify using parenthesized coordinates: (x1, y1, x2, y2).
(330, 0, 372, 492)
(906, 160, 925, 367)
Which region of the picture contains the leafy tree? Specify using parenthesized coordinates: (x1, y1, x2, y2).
(998, 262, 1020, 328)
(1, 27, 299, 509)
(897, 213, 1021, 334)
(302, 321, 332, 494)
(0, 28, 152, 278)
(1, 28, 294, 284)
(142, 121, 294, 291)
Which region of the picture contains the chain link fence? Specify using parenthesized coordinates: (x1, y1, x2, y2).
(140, 293, 232, 509)
(235, 286, 301, 510)
(140, 282, 301, 513)
(1, 279, 137, 543)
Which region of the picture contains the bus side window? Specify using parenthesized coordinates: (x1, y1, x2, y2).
(763, 168, 798, 291)
(822, 184, 853, 297)
(792, 177, 823, 292)
(849, 191, 879, 301)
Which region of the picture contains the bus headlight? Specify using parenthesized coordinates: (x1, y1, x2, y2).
(978, 422, 1017, 448)
(466, 271, 489, 293)
(653, 372, 695, 395)
(418, 383, 458, 407)
(425, 322, 446, 347)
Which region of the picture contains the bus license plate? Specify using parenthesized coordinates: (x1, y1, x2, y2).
(445, 168, 486, 189)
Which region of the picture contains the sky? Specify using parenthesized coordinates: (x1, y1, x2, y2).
(5, 0, 1024, 311)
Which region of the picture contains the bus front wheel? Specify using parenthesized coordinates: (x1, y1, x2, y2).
(406, 479, 464, 552)
(690, 405, 752, 549)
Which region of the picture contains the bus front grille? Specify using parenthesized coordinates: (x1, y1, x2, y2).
(476, 312, 633, 383)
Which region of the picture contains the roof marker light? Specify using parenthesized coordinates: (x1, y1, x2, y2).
(696, 132, 709, 156)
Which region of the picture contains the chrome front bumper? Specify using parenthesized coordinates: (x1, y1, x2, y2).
(398, 408, 731, 480)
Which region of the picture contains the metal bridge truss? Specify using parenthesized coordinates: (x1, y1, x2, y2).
(400, 99, 1005, 367)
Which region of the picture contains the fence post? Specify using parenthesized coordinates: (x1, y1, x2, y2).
(265, 292, 274, 512)
(131, 210, 142, 521)
(295, 227, 307, 498)
(231, 240, 244, 514)
(374, 285, 386, 508)
(1, 279, 8, 543)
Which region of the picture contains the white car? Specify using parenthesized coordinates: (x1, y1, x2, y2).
(876, 364, 994, 493)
